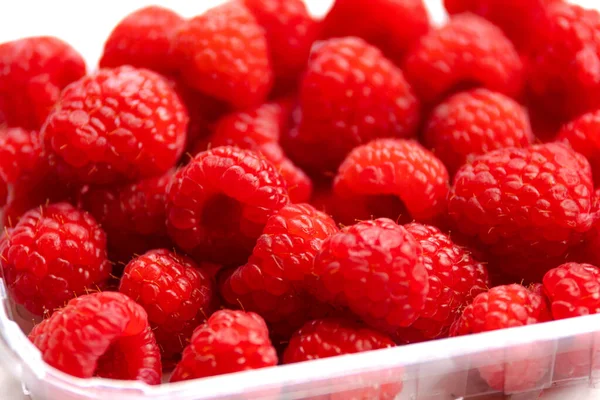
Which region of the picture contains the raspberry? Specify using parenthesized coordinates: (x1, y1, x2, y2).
(558, 109, 600, 187)
(321, 0, 430, 64)
(243, 0, 318, 86)
(450, 284, 552, 392)
(543, 262, 600, 320)
(100, 6, 183, 75)
(424, 89, 533, 176)
(395, 223, 489, 343)
(312, 218, 428, 332)
(403, 14, 524, 105)
(119, 249, 215, 361)
(174, 2, 273, 109)
(283, 318, 394, 363)
(333, 139, 449, 223)
(221, 203, 339, 337)
(287, 37, 420, 175)
(41, 66, 187, 184)
(527, 3, 600, 121)
(78, 171, 172, 264)
(444, 0, 559, 50)
(28, 292, 161, 384)
(170, 310, 277, 382)
(166, 146, 289, 264)
(0, 203, 111, 315)
(448, 143, 597, 280)
(0, 36, 86, 130)
(0, 128, 45, 186)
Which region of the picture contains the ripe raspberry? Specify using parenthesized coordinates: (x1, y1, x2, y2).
(527, 3, 600, 121)
(0, 203, 111, 315)
(100, 6, 183, 75)
(321, 0, 430, 64)
(174, 2, 273, 109)
(0, 128, 45, 186)
(444, 0, 559, 50)
(0, 36, 86, 130)
(166, 146, 289, 264)
(202, 101, 312, 203)
(424, 89, 533, 176)
(448, 143, 597, 280)
(558, 109, 600, 187)
(403, 14, 524, 105)
(119, 249, 215, 361)
(243, 0, 318, 85)
(170, 310, 277, 382)
(450, 284, 552, 392)
(221, 203, 339, 337)
(543, 262, 600, 320)
(312, 218, 428, 332)
(41, 66, 187, 184)
(78, 171, 172, 264)
(394, 223, 489, 343)
(334, 139, 449, 223)
(28, 292, 161, 384)
(287, 37, 420, 175)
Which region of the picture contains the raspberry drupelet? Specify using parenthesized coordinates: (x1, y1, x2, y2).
(0, 36, 86, 130)
(203, 101, 312, 203)
(395, 223, 489, 343)
(174, 2, 273, 109)
(221, 203, 339, 338)
(403, 13, 524, 105)
(448, 143, 598, 281)
(41, 66, 188, 185)
(100, 6, 184, 75)
(312, 218, 429, 333)
(287, 37, 420, 175)
(166, 146, 289, 265)
(543, 262, 600, 320)
(0, 203, 111, 315)
(28, 292, 161, 384)
(119, 249, 215, 361)
(333, 139, 449, 224)
(170, 310, 277, 382)
(424, 89, 533, 176)
(321, 0, 430, 64)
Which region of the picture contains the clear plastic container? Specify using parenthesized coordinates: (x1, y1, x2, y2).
(1, 274, 600, 400)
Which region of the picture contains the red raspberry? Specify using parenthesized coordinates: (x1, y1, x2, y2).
(78, 171, 172, 264)
(41, 66, 187, 185)
(424, 89, 533, 176)
(0, 203, 111, 315)
(174, 2, 273, 109)
(543, 262, 600, 320)
(444, 0, 560, 50)
(527, 3, 600, 121)
(0, 36, 86, 130)
(221, 203, 339, 337)
(448, 143, 597, 280)
(558, 109, 600, 187)
(287, 37, 420, 175)
(202, 101, 312, 203)
(450, 284, 552, 392)
(119, 249, 215, 361)
(403, 14, 524, 105)
(166, 146, 289, 264)
(321, 0, 430, 64)
(395, 223, 489, 343)
(170, 309, 277, 382)
(243, 0, 318, 86)
(334, 139, 449, 223)
(28, 292, 161, 384)
(0, 128, 45, 186)
(312, 219, 428, 333)
(100, 6, 183, 75)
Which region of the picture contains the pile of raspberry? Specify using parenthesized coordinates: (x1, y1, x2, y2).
(2, 0, 600, 395)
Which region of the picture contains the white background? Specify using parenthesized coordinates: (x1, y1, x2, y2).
(0, 0, 599, 399)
